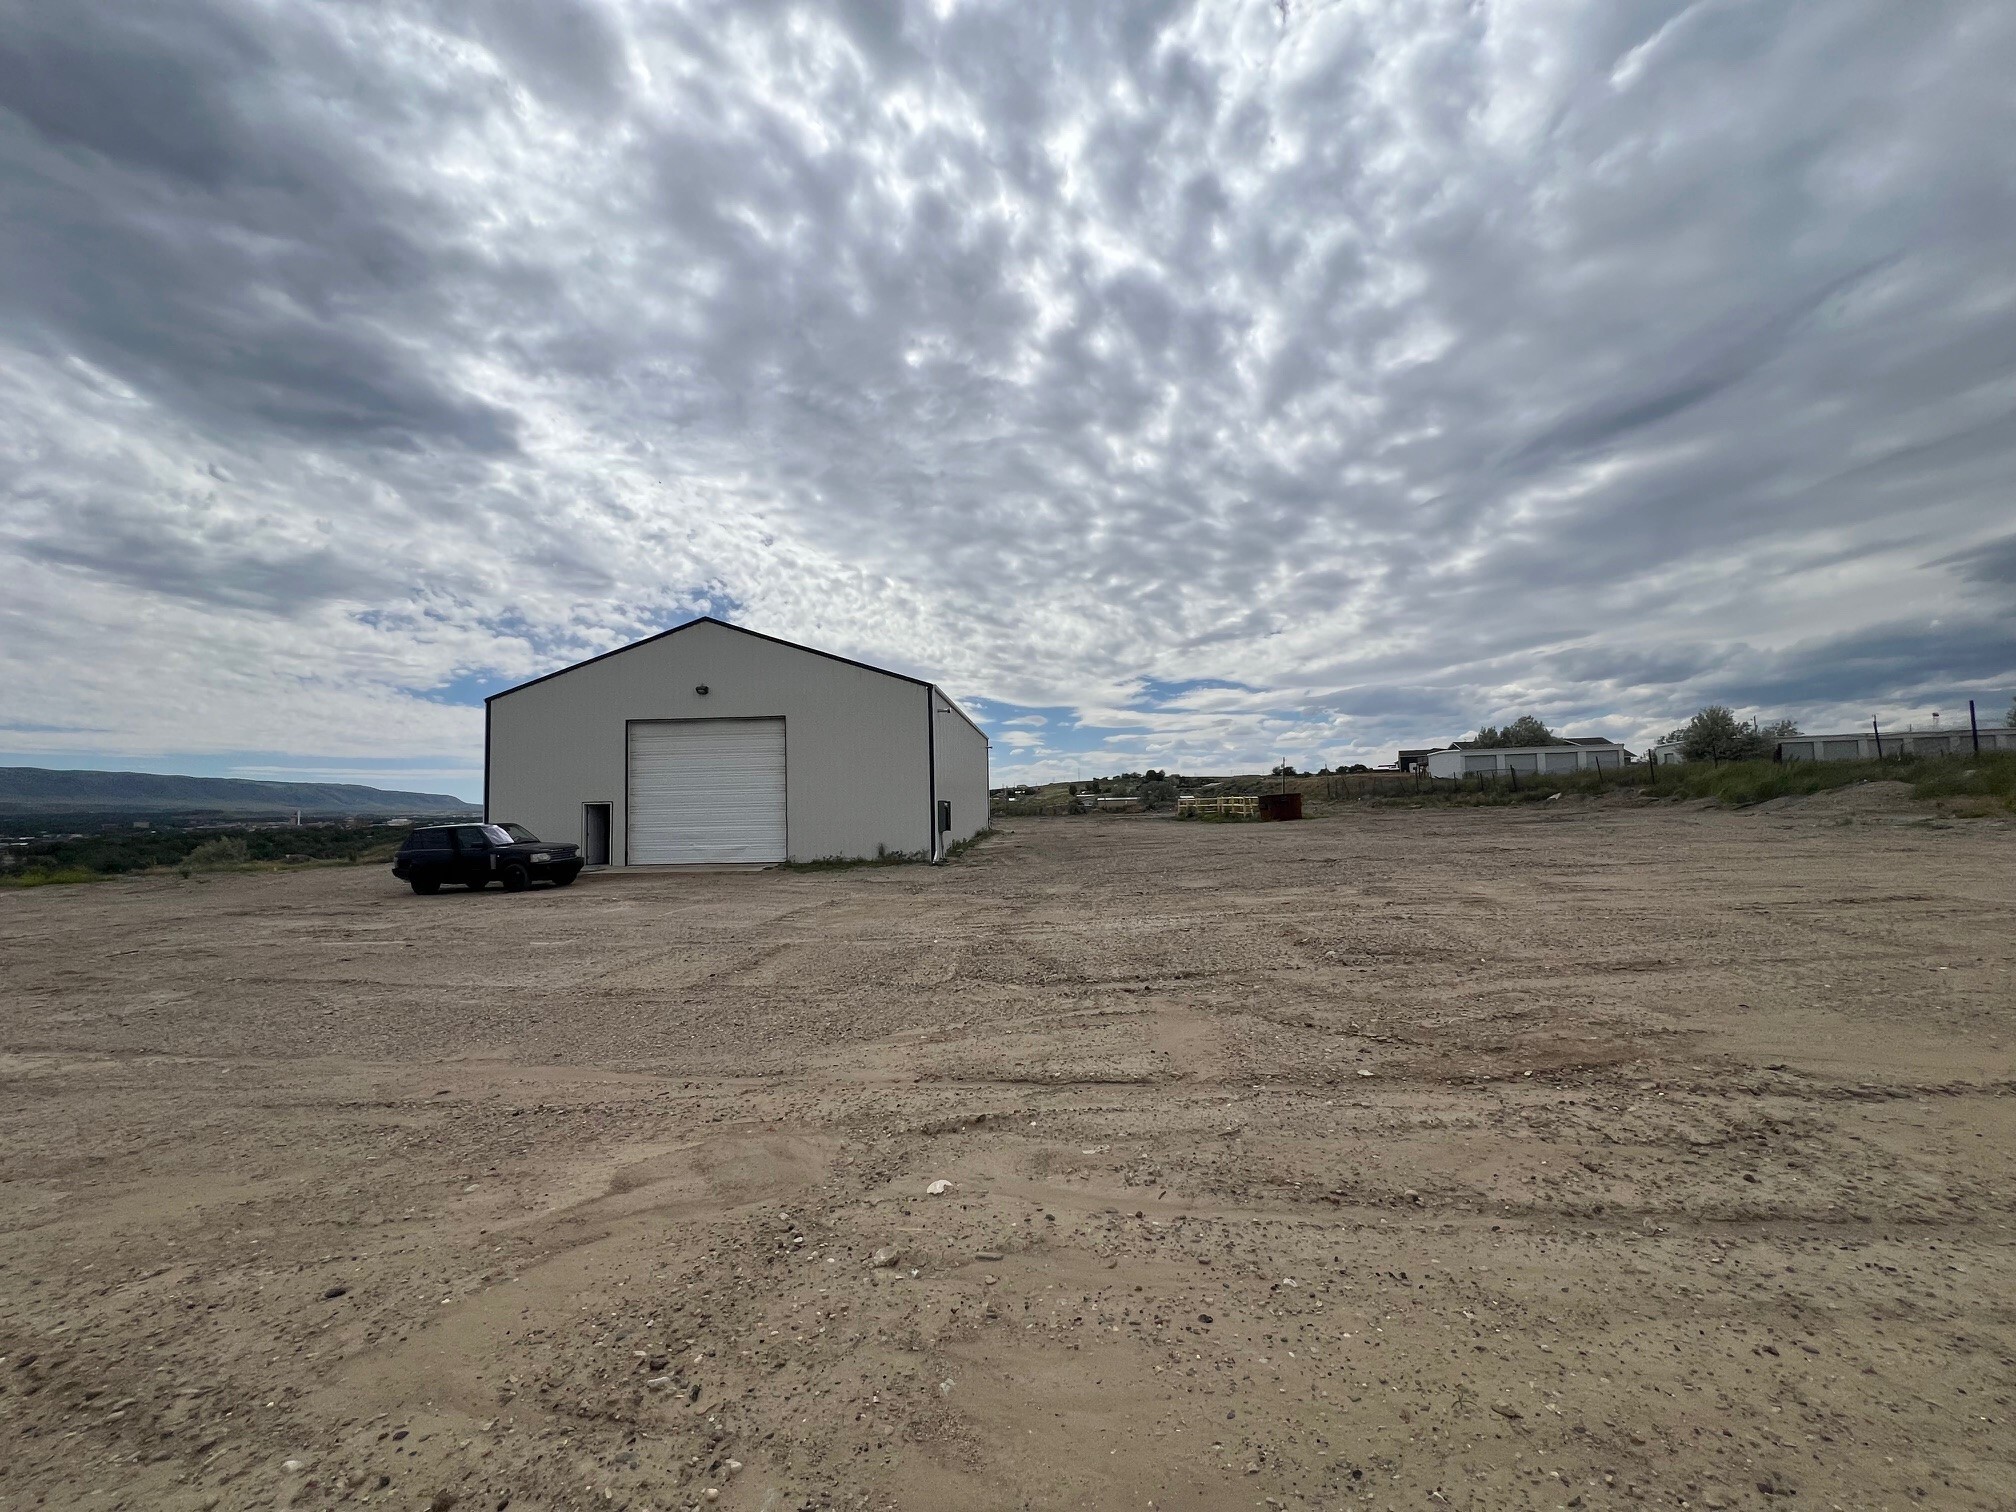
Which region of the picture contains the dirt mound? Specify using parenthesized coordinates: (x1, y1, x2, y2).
(1753, 779, 1919, 815)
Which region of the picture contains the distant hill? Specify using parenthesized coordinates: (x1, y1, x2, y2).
(0, 767, 479, 818)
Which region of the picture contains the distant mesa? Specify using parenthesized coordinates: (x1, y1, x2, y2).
(0, 766, 479, 818)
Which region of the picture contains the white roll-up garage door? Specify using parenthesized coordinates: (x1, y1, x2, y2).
(627, 718, 786, 864)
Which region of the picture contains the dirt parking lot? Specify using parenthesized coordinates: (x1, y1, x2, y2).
(3, 797, 2014, 1512)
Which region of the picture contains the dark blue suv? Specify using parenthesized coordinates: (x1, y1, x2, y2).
(392, 823, 582, 895)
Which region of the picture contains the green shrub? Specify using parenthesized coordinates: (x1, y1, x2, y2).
(183, 836, 252, 868)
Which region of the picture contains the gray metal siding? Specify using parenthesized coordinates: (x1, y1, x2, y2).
(931, 690, 990, 848)
(487, 620, 934, 863)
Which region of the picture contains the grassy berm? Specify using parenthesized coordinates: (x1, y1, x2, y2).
(1012, 753, 2016, 818)
(0, 823, 408, 885)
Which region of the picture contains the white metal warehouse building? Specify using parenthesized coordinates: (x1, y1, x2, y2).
(1777, 727, 2014, 762)
(485, 618, 989, 866)
(1425, 740, 1630, 779)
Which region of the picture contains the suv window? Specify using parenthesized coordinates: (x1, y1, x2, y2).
(453, 825, 493, 849)
(407, 828, 452, 851)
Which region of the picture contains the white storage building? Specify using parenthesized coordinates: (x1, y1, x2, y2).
(1426, 740, 1631, 779)
(485, 618, 989, 866)
(1778, 728, 2013, 762)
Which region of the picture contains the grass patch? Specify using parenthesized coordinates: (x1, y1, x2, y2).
(1653, 752, 2016, 810)
(0, 866, 106, 888)
(783, 828, 1000, 872)
(1356, 752, 2016, 813)
(942, 827, 999, 859)
(4, 822, 419, 878)
(783, 850, 924, 871)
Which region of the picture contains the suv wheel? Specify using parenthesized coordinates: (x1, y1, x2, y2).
(550, 871, 577, 888)
(499, 862, 531, 892)
(410, 878, 441, 895)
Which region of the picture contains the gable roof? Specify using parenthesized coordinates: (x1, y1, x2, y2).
(1447, 735, 1626, 750)
(484, 616, 984, 737)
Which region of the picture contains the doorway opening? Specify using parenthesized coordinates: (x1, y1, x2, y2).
(583, 802, 612, 867)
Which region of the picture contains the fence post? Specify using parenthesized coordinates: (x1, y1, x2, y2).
(1872, 717, 1883, 760)
(1969, 699, 1980, 754)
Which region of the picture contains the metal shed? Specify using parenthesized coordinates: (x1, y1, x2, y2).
(1424, 742, 1630, 779)
(484, 618, 989, 866)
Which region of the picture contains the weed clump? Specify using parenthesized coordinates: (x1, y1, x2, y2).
(0, 867, 104, 888)
(784, 828, 999, 871)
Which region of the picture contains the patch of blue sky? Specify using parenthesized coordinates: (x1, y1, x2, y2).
(421, 593, 750, 707)
(1126, 677, 1256, 709)
(962, 697, 1077, 733)
(420, 669, 521, 706)
(609, 587, 748, 641)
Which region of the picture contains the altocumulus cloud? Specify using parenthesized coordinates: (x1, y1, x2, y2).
(2, 0, 2014, 792)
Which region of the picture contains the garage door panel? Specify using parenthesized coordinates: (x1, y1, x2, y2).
(628, 719, 786, 864)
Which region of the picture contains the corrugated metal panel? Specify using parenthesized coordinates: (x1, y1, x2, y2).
(1543, 751, 1579, 773)
(628, 718, 786, 864)
(931, 688, 991, 849)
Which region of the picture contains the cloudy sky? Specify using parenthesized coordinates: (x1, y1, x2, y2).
(3, 0, 2013, 796)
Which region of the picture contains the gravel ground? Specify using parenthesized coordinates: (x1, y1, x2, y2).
(2, 799, 2013, 1512)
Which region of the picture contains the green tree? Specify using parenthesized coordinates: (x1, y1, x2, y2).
(1674, 706, 1770, 762)
(2005, 696, 2015, 730)
(1472, 714, 1556, 747)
